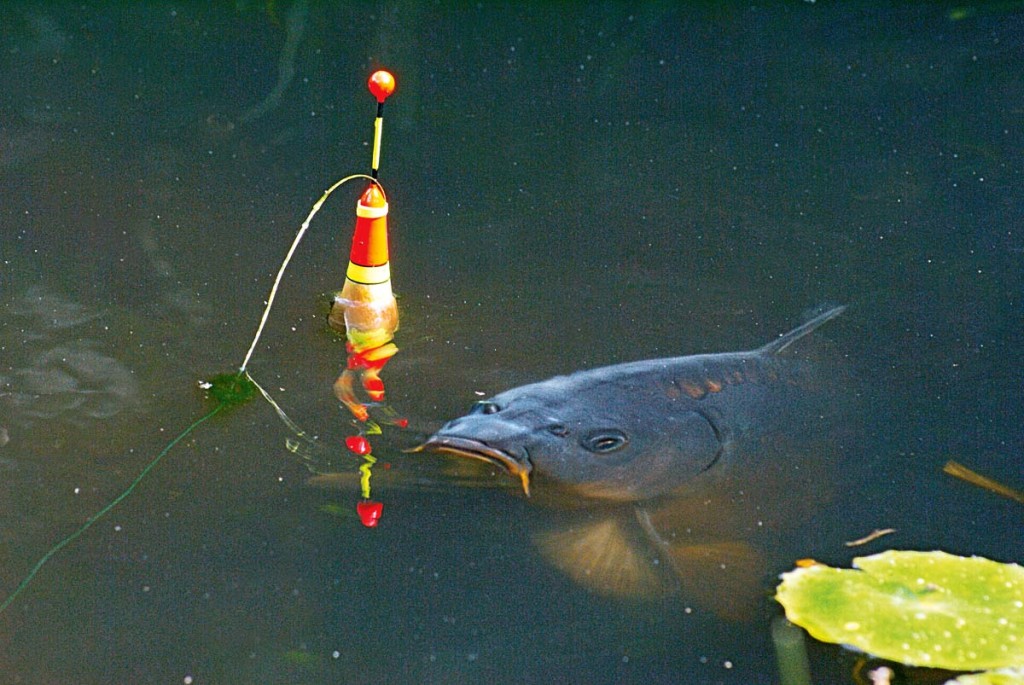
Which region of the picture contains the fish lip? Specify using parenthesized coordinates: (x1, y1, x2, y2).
(412, 436, 533, 496)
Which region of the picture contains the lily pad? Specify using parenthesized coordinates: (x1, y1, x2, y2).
(775, 550, 1024, 670)
(945, 667, 1024, 685)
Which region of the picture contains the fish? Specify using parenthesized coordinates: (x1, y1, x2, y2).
(414, 306, 849, 619)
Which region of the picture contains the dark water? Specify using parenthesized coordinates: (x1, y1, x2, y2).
(1, 3, 1022, 683)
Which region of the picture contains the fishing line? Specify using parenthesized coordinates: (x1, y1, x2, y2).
(3, 68, 397, 612)
(238, 174, 389, 449)
(247, 373, 310, 440)
(239, 173, 383, 373)
(0, 173, 384, 614)
(0, 402, 225, 614)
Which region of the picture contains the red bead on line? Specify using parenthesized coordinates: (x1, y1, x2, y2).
(356, 500, 383, 527)
(345, 435, 371, 455)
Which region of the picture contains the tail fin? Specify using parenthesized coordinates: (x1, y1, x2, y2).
(759, 305, 846, 356)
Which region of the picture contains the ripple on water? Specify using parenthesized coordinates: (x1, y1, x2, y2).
(0, 287, 142, 454)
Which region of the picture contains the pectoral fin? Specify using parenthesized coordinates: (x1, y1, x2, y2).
(533, 511, 766, 618)
(533, 518, 668, 598)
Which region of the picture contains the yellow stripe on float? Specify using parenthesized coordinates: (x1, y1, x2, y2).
(356, 200, 389, 219)
(346, 262, 391, 285)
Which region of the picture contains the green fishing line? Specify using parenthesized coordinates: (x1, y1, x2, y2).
(1, 172, 375, 615)
(0, 374, 256, 614)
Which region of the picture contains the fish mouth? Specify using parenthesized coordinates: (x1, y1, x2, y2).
(411, 436, 533, 496)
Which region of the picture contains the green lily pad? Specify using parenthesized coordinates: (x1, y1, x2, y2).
(945, 667, 1024, 685)
(775, 550, 1024, 670)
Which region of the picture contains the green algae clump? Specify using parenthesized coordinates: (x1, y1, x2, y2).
(202, 372, 257, 407)
(775, 550, 1024, 671)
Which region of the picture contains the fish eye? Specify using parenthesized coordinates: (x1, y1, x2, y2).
(581, 430, 628, 454)
(546, 424, 569, 437)
(470, 401, 500, 415)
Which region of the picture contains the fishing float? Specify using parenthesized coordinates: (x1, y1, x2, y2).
(330, 70, 401, 527)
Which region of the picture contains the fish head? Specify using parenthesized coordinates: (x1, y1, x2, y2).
(418, 371, 725, 502)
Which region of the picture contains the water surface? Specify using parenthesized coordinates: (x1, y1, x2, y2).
(1, 3, 1022, 683)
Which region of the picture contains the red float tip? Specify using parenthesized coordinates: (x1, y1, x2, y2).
(368, 70, 396, 103)
(359, 183, 387, 208)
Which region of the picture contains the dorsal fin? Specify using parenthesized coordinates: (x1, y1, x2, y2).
(759, 305, 846, 356)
